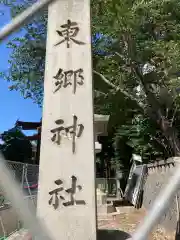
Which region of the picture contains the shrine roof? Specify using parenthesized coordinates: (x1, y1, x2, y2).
(16, 121, 41, 130)
(26, 134, 40, 141)
(16, 114, 109, 131)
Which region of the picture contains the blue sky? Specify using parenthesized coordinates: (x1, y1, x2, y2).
(0, 5, 42, 135)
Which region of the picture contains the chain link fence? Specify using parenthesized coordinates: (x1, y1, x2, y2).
(0, 161, 39, 206)
(1, 0, 180, 239)
(0, 161, 39, 237)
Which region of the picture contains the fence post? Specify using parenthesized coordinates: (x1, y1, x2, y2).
(21, 163, 25, 190)
(116, 178, 121, 198)
(18, 163, 26, 230)
(24, 164, 36, 206)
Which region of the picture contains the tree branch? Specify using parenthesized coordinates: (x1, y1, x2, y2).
(93, 70, 144, 110)
(114, 52, 126, 62)
(171, 104, 178, 127)
(94, 89, 107, 97)
(93, 70, 119, 90)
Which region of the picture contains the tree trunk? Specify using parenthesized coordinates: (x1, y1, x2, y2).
(133, 64, 180, 156)
(159, 117, 180, 156)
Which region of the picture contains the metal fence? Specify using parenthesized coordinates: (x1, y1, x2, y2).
(12, 161, 38, 194)
(96, 178, 117, 196)
(0, 160, 39, 237)
(96, 178, 124, 198)
(0, 163, 123, 237)
(1, 0, 180, 239)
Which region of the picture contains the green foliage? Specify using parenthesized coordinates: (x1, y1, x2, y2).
(2, 0, 180, 165)
(115, 115, 171, 162)
(1, 0, 47, 105)
(92, 0, 180, 157)
(92, 0, 180, 95)
(0, 126, 33, 163)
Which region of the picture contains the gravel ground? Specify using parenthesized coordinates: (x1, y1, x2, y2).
(98, 207, 175, 239)
(8, 207, 176, 239)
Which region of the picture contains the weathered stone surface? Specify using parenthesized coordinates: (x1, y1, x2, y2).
(37, 0, 96, 239)
(143, 157, 180, 231)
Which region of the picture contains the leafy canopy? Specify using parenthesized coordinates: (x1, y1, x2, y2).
(0, 126, 33, 163)
(2, 0, 180, 162)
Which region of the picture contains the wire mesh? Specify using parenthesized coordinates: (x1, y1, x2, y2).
(0, 0, 180, 239)
(0, 0, 57, 237)
(0, 154, 51, 239)
(0, 0, 57, 42)
(0, 161, 39, 237)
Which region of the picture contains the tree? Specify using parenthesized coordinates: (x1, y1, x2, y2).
(1, 0, 180, 161)
(0, 126, 33, 163)
(0, 0, 47, 106)
(114, 115, 171, 162)
(92, 0, 180, 156)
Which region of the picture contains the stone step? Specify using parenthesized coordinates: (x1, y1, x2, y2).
(97, 203, 117, 219)
(115, 206, 135, 213)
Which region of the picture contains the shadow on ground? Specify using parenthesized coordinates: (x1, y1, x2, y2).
(106, 198, 133, 208)
(175, 219, 180, 239)
(97, 229, 131, 240)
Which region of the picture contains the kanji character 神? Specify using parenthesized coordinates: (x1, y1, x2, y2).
(50, 115, 84, 153)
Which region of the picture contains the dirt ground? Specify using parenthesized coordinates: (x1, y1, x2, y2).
(98, 207, 175, 239)
(8, 207, 176, 239)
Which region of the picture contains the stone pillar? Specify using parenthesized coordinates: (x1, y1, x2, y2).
(36, 0, 97, 239)
(96, 188, 108, 219)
